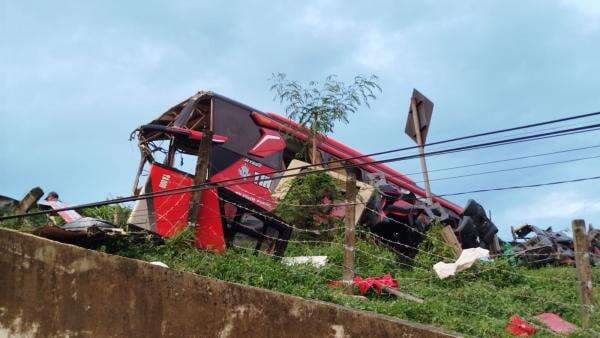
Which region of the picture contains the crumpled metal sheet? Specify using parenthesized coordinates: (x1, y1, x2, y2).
(61, 217, 117, 232)
(510, 224, 597, 266)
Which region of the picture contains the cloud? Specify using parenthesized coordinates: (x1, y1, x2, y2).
(353, 28, 403, 71)
(295, 2, 406, 71)
(560, 0, 600, 31)
(297, 1, 355, 38)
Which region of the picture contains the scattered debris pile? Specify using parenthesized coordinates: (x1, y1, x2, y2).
(1, 187, 124, 245)
(505, 312, 579, 337)
(510, 224, 600, 266)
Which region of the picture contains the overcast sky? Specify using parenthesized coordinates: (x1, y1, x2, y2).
(2, 1, 600, 239)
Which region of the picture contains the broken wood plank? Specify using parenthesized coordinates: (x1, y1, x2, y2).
(15, 187, 44, 215)
(441, 225, 462, 258)
(381, 286, 424, 303)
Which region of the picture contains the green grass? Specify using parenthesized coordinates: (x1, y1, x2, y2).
(95, 226, 599, 337)
(2, 206, 599, 337)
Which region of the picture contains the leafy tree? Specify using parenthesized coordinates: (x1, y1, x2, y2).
(274, 171, 340, 237)
(270, 73, 381, 164)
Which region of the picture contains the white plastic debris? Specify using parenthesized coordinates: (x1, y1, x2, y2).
(150, 261, 169, 268)
(433, 248, 489, 279)
(282, 256, 328, 268)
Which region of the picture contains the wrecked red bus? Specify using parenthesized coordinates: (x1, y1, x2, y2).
(128, 91, 498, 258)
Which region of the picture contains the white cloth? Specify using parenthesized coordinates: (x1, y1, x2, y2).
(433, 248, 489, 279)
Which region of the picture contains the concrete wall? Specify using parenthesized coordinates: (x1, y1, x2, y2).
(0, 228, 458, 337)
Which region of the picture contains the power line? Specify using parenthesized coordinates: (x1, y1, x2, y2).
(438, 175, 600, 197)
(213, 122, 600, 193)
(404, 144, 600, 176)
(425, 117, 600, 152)
(157, 110, 600, 182)
(3, 122, 600, 220)
(2, 120, 600, 221)
(413, 154, 600, 184)
(276, 110, 600, 165)
(178, 122, 600, 203)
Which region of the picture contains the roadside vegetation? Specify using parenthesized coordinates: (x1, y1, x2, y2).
(2, 204, 598, 337)
(101, 224, 600, 337)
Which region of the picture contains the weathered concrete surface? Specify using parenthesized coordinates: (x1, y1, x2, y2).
(0, 228, 459, 337)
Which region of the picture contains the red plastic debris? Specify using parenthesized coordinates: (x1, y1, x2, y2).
(327, 274, 398, 295)
(533, 313, 577, 334)
(506, 315, 536, 337)
(353, 274, 398, 295)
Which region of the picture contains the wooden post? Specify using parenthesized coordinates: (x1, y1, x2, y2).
(311, 133, 319, 165)
(441, 225, 462, 258)
(343, 171, 357, 294)
(113, 207, 120, 225)
(572, 219, 594, 329)
(15, 187, 44, 214)
(309, 114, 322, 165)
(489, 234, 502, 256)
(189, 130, 213, 224)
(165, 138, 177, 167)
(410, 98, 432, 204)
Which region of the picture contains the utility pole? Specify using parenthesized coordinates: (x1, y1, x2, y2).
(343, 171, 357, 294)
(189, 130, 213, 224)
(405, 89, 434, 204)
(572, 219, 594, 329)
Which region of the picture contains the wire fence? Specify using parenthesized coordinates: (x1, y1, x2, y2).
(2, 112, 600, 336)
(3, 175, 598, 335)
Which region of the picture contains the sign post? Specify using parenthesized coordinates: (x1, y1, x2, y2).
(405, 89, 434, 204)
